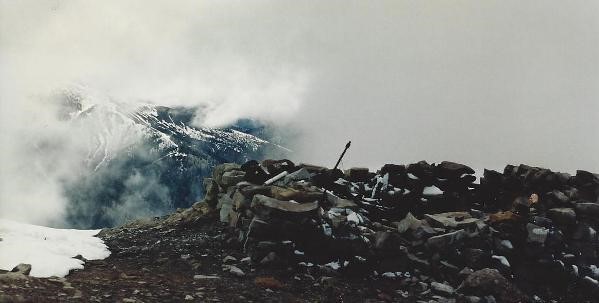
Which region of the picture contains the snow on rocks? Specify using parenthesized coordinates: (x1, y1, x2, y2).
(0, 219, 110, 278)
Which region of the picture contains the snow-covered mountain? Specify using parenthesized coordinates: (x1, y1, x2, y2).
(54, 91, 289, 228)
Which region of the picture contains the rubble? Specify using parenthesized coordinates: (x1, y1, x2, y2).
(198, 159, 599, 302)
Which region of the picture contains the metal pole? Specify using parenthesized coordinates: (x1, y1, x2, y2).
(322, 141, 351, 206)
(333, 141, 351, 170)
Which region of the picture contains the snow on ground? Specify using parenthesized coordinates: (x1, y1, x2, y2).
(0, 219, 110, 278)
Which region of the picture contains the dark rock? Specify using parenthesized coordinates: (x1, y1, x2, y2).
(11, 264, 32, 276)
(460, 268, 526, 303)
(73, 254, 87, 262)
(436, 161, 475, 179)
(462, 248, 490, 270)
(262, 159, 295, 175)
(374, 232, 406, 254)
(575, 202, 599, 217)
(547, 208, 576, 226)
(545, 190, 570, 206)
(241, 160, 270, 184)
(344, 167, 371, 183)
(580, 276, 599, 295)
(530, 216, 553, 228)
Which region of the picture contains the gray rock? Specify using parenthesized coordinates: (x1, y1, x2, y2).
(325, 191, 358, 208)
(227, 265, 245, 277)
(180, 254, 191, 260)
(319, 276, 336, 288)
(459, 267, 474, 279)
(193, 275, 220, 280)
(223, 255, 237, 263)
(260, 252, 278, 265)
(547, 190, 570, 205)
(282, 168, 314, 184)
(203, 178, 219, 207)
(233, 190, 250, 211)
(425, 212, 480, 228)
(218, 193, 234, 223)
(464, 296, 481, 303)
(11, 264, 32, 276)
(431, 281, 455, 296)
(526, 223, 548, 243)
(495, 239, 513, 253)
(426, 230, 467, 249)
(251, 194, 319, 217)
(213, 163, 242, 187)
(397, 212, 422, 233)
(221, 170, 246, 188)
(483, 295, 497, 303)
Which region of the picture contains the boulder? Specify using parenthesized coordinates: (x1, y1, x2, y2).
(460, 268, 526, 303)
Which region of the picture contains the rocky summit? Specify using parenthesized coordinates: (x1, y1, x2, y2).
(2, 160, 599, 302)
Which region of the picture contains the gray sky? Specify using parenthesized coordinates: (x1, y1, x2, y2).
(1, 1, 598, 224)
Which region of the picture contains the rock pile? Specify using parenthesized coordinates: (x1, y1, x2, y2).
(185, 160, 599, 302)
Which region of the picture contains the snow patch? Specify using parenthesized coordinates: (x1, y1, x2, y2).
(423, 185, 443, 195)
(0, 219, 110, 278)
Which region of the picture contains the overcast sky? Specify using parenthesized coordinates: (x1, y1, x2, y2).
(1, 0, 598, 174)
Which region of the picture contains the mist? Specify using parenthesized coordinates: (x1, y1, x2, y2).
(1, 1, 598, 226)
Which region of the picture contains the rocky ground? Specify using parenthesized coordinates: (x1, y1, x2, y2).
(2, 159, 599, 302)
(1, 210, 430, 303)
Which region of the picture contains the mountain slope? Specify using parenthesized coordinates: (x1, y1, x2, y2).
(59, 97, 288, 228)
